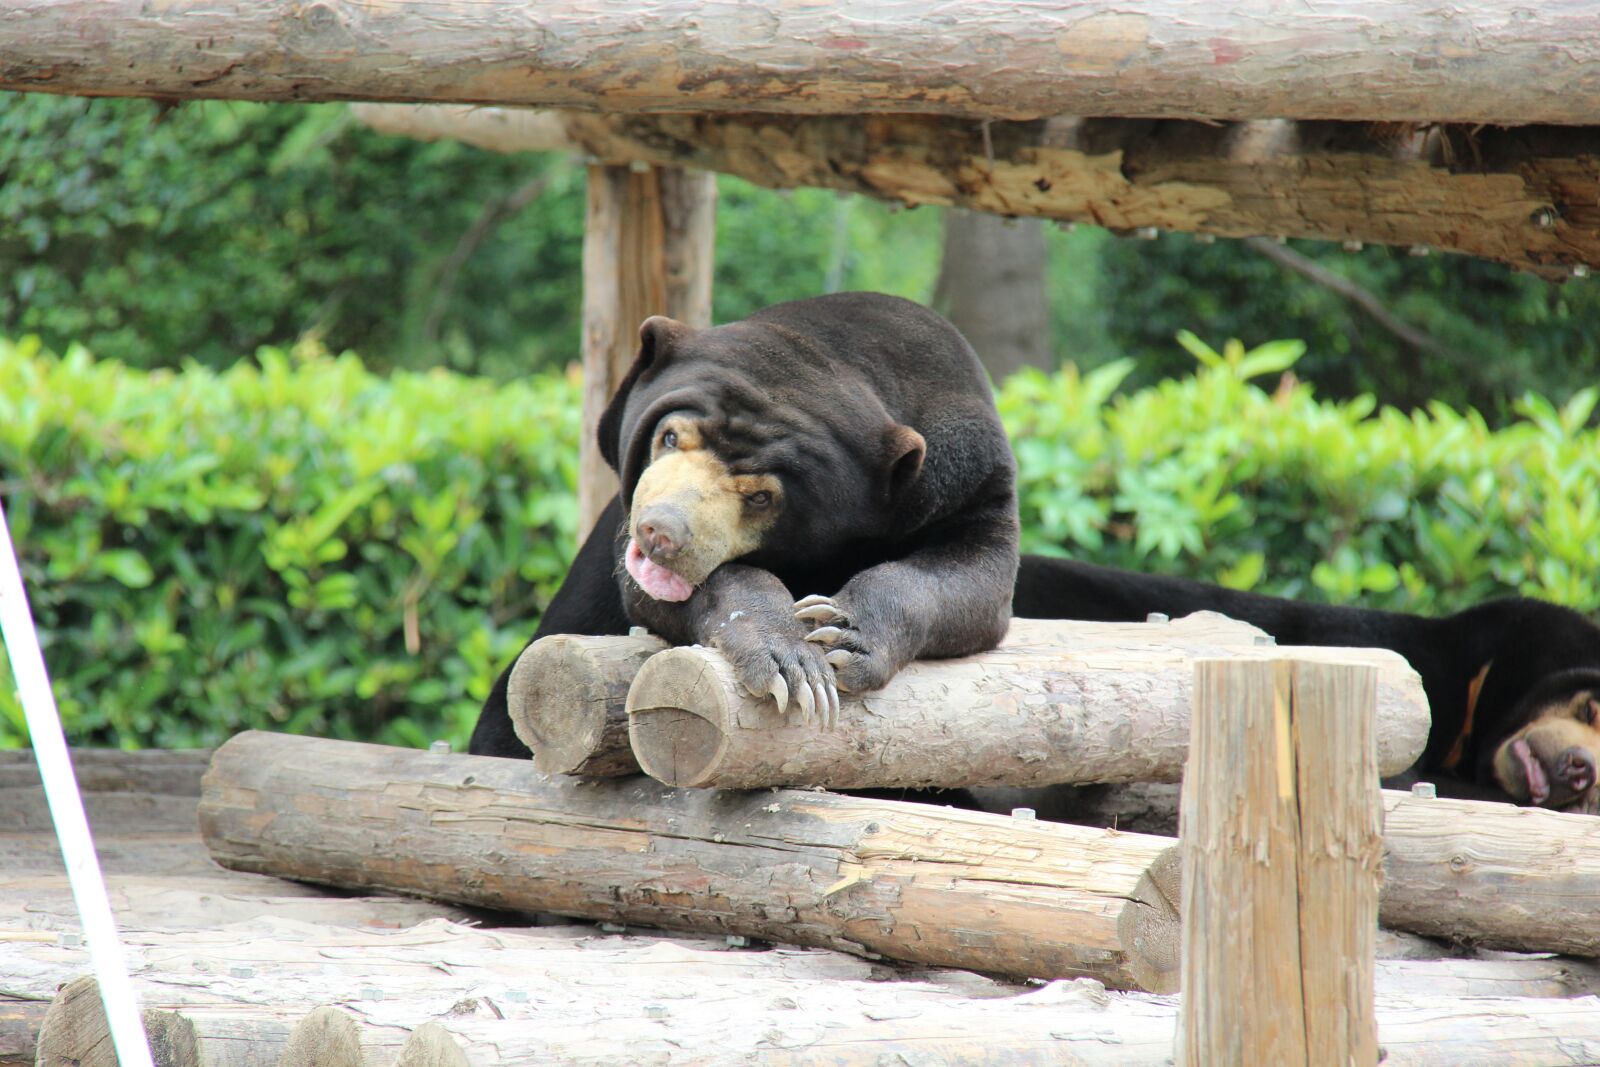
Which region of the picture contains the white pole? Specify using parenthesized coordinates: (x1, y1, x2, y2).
(0, 499, 153, 1067)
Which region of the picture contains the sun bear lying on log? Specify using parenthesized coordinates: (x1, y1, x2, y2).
(1013, 557, 1600, 812)
(470, 292, 1019, 757)
(471, 293, 1600, 813)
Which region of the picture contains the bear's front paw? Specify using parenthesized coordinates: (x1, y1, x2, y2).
(794, 594, 899, 694)
(716, 623, 840, 730)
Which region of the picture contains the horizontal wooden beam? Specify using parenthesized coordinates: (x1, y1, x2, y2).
(353, 105, 1600, 277)
(199, 730, 1187, 992)
(6, 2, 1600, 127)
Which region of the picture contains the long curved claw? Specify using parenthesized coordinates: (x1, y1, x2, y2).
(794, 595, 851, 627)
(811, 681, 832, 730)
(805, 626, 847, 646)
(795, 675, 816, 724)
(767, 674, 789, 715)
(825, 649, 854, 669)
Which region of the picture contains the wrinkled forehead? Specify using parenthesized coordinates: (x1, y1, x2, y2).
(616, 365, 859, 502)
(1503, 670, 1600, 733)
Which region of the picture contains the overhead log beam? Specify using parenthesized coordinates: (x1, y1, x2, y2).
(6, 2, 1600, 128)
(354, 105, 1600, 277)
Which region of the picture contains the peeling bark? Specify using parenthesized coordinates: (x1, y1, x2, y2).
(356, 104, 1600, 276)
(198, 731, 1186, 991)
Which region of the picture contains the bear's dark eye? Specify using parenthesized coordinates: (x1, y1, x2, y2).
(744, 490, 772, 509)
(661, 429, 678, 450)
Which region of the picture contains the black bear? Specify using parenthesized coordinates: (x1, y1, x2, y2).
(469, 292, 1019, 758)
(1013, 557, 1600, 811)
(472, 293, 1600, 814)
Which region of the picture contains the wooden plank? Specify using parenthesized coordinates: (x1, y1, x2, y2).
(1177, 657, 1380, 1067)
(6, 2, 1600, 127)
(0, 749, 210, 795)
(197, 731, 1185, 991)
(356, 105, 1600, 278)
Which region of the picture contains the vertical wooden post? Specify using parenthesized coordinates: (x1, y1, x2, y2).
(1177, 656, 1382, 1067)
(578, 165, 716, 542)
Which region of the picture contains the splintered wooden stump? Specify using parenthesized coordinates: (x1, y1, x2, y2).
(199, 731, 1184, 991)
(627, 617, 1429, 789)
(507, 632, 667, 776)
(1177, 657, 1382, 1066)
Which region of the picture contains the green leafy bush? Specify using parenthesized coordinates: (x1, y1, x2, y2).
(0, 337, 579, 749)
(1002, 333, 1600, 614)
(2, 335, 1596, 749)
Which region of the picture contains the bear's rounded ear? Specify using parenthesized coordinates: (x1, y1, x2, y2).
(636, 316, 687, 373)
(883, 424, 926, 498)
(598, 316, 691, 471)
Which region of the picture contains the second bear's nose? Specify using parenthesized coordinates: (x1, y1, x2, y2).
(637, 505, 691, 561)
(1558, 746, 1596, 794)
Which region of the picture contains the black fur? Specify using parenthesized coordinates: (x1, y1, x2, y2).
(471, 293, 1019, 758)
(1013, 555, 1600, 799)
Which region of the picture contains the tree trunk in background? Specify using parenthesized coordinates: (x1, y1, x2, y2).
(933, 211, 1052, 381)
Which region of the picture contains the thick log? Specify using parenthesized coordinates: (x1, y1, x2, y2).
(198, 731, 1184, 991)
(36, 950, 1600, 1067)
(625, 616, 1429, 789)
(506, 632, 667, 776)
(7, 2, 1600, 127)
(1380, 789, 1600, 957)
(516, 613, 1275, 780)
(356, 104, 1600, 277)
(35, 976, 304, 1067)
(1177, 658, 1381, 1067)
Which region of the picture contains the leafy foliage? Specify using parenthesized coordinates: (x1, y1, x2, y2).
(4, 92, 1595, 418)
(3, 336, 1597, 750)
(0, 337, 578, 749)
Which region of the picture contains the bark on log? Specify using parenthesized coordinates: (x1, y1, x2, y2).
(515, 614, 1278, 780)
(625, 617, 1429, 789)
(35, 951, 1600, 1067)
(198, 730, 1184, 992)
(33, 976, 318, 1067)
(8, 2, 1600, 127)
(1177, 658, 1381, 1067)
(355, 104, 1600, 277)
(1141, 787, 1600, 959)
(1379, 790, 1600, 957)
(506, 632, 667, 776)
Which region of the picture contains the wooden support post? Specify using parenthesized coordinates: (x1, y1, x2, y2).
(198, 731, 1184, 991)
(579, 165, 715, 542)
(1177, 657, 1382, 1067)
(624, 617, 1428, 789)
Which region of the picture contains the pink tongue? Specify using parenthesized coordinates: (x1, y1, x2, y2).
(625, 539, 696, 603)
(1513, 738, 1550, 804)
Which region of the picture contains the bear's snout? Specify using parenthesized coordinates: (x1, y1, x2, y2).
(637, 504, 692, 562)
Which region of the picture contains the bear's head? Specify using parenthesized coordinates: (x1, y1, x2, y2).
(596, 315, 928, 603)
(1487, 667, 1600, 813)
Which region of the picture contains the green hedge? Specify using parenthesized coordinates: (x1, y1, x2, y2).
(2, 335, 1596, 749)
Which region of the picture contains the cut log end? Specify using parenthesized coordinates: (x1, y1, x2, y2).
(508, 633, 664, 777)
(627, 646, 736, 787)
(395, 1023, 471, 1067)
(1119, 852, 1185, 994)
